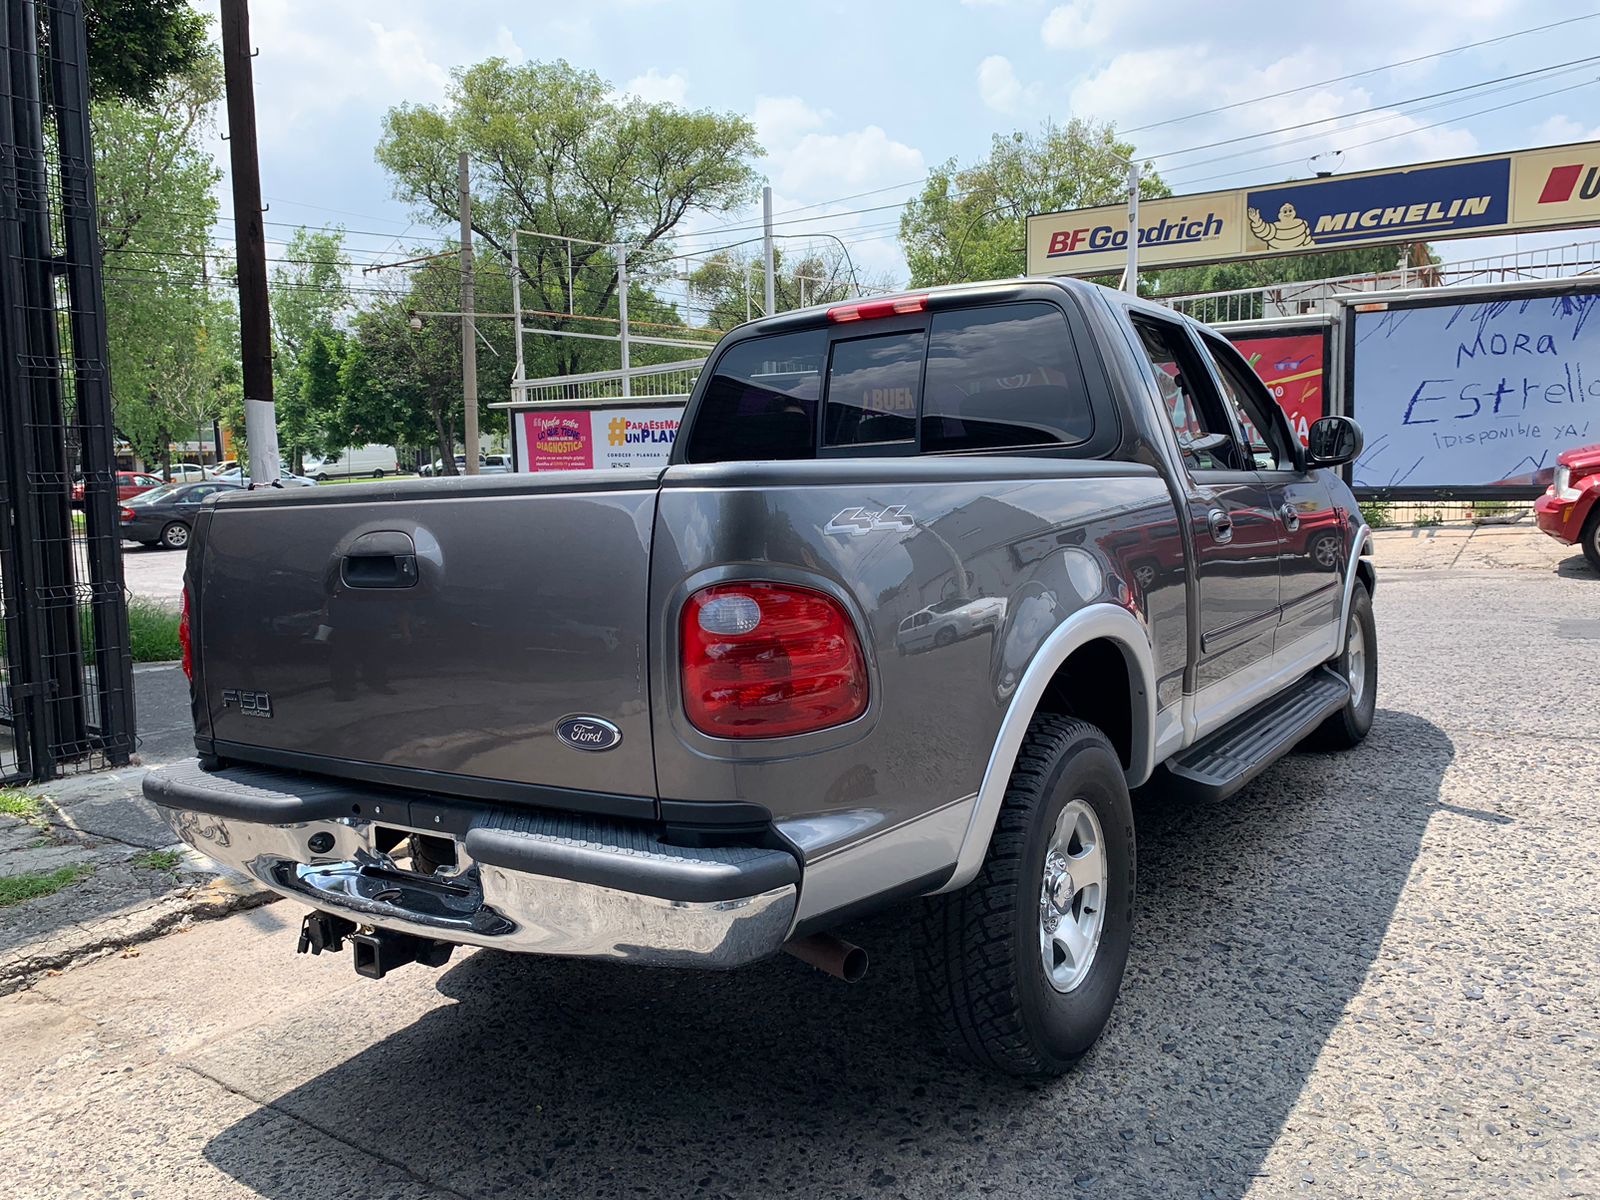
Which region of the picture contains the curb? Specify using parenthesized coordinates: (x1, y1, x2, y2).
(0, 874, 278, 997)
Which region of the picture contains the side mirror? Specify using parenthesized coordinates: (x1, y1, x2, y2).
(1306, 415, 1363, 467)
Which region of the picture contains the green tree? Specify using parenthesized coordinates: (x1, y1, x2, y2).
(85, 0, 209, 104)
(268, 226, 351, 469)
(685, 245, 867, 333)
(900, 118, 1168, 287)
(376, 57, 760, 375)
(93, 54, 224, 467)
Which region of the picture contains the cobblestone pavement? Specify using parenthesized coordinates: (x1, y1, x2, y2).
(3, 543, 1596, 1199)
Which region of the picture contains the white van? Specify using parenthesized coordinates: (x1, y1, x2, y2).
(303, 444, 401, 481)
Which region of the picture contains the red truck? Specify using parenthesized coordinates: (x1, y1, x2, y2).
(1534, 443, 1600, 571)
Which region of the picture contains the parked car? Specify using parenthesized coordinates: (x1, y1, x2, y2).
(210, 466, 319, 488)
(146, 278, 1378, 1077)
(482, 453, 512, 474)
(1534, 442, 1600, 570)
(119, 480, 243, 549)
(303, 444, 401, 482)
(163, 462, 210, 483)
(896, 595, 1007, 654)
(70, 471, 162, 506)
(208, 459, 239, 478)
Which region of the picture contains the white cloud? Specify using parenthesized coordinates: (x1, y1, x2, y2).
(976, 55, 1026, 114)
(752, 96, 830, 153)
(622, 68, 688, 106)
(1040, 0, 1128, 49)
(366, 23, 451, 98)
(775, 126, 924, 196)
(1533, 114, 1600, 146)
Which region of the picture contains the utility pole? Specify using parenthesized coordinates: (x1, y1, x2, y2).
(219, 0, 280, 484)
(762, 185, 776, 316)
(617, 243, 630, 398)
(458, 151, 479, 474)
(1123, 160, 1141, 295)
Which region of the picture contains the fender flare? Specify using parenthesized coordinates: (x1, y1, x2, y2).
(1338, 525, 1375, 636)
(938, 603, 1157, 893)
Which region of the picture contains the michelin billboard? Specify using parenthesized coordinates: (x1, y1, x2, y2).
(1026, 141, 1600, 276)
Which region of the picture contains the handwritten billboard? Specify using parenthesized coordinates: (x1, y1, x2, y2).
(1349, 289, 1600, 492)
(1027, 140, 1600, 276)
(1227, 330, 1328, 447)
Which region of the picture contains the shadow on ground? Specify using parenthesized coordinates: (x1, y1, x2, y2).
(204, 709, 1460, 1199)
(1555, 550, 1598, 579)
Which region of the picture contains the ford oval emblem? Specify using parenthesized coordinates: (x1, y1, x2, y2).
(556, 715, 622, 752)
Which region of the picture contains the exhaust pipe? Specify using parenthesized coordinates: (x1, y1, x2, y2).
(784, 932, 868, 983)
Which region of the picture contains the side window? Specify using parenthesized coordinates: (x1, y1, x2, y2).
(922, 303, 1094, 453)
(684, 331, 825, 463)
(822, 332, 923, 448)
(1129, 316, 1241, 472)
(1200, 334, 1289, 471)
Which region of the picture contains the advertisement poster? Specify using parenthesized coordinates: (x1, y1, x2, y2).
(592, 407, 683, 469)
(1350, 291, 1599, 491)
(515, 405, 683, 472)
(1228, 332, 1328, 447)
(519, 410, 592, 471)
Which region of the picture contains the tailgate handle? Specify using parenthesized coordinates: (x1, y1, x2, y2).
(342, 531, 418, 589)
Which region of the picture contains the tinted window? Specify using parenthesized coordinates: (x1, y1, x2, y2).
(1130, 317, 1243, 471)
(684, 330, 825, 462)
(823, 332, 922, 447)
(922, 303, 1093, 453)
(1200, 334, 1287, 470)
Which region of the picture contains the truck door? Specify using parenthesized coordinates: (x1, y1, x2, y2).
(1127, 314, 1282, 710)
(1196, 330, 1343, 658)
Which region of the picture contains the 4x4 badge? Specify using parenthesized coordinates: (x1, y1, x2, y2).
(826, 505, 915, 537)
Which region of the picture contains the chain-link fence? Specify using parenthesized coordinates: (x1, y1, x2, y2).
(0, 0, 135, 785)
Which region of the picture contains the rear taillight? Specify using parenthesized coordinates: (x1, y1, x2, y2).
(826, 293, 928, 323)
(179, 588, 193, 682)
(680, 582, 867, 738)
(119, 506, 135, 521)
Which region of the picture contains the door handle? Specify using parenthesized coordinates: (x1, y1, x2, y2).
(1207, 509, 1234, 544)
(342, 530, 419, 589)
(1279, 503, 1301, 532)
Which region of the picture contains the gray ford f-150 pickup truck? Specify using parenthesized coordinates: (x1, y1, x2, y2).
(147, 277, 1377, 1077)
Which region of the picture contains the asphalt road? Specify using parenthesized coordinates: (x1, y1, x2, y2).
(121, 542, 187, 608)
(6, 553, 1598, 1199)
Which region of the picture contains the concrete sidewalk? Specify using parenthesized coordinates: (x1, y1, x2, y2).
(1371, 519, 1587, 574)
(1, 665, 272, 996)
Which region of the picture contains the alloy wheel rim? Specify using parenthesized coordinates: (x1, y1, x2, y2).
(1038, 798, 1108, 994)
(168, 526, 188, 547)
(1346, 616, 1367, 707)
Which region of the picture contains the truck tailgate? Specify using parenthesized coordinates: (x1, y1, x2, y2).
(193, 472, 660, 808)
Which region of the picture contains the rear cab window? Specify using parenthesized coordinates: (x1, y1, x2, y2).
(681, 293, 1118, 463)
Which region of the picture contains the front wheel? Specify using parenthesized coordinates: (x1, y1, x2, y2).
(913, 716, 1135, 1078)
(1581, 507, 1600, 573)
(159, 521, 190, 550)
(372, 468, 385, 478)
(1306, 578, 1377, 750)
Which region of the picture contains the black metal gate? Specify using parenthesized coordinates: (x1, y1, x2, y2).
(0, 0, 135, 785)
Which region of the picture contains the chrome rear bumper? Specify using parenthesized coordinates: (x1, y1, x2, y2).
(147, 761, 798, 969)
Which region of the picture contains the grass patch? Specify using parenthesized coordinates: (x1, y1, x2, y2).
(1359, 501, 1392, 530)
(0, 789, 42, 821)
(1414, 513, 1443, 528)
(130, 848, 183, 872)
(127, 598, 182, 662)
(0, 864, 93, 907)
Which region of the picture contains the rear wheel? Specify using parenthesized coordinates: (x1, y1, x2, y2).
(1306, 579, 1377, 750)
(159, 521, 190, 550)
(1581, 507, 1600, 573)
(913, 716, 1135, 1078)
(372, 468, 385, 478)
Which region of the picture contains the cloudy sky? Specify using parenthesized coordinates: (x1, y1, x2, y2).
(213, 0, 1600, 306)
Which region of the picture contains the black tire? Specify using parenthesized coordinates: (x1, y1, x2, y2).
(159, 521, 190, 551)
(1581, 507, 1600, 573)
(1305, 578, 1377, 750)
(934, 625, 957, 648)
(913, 716, 1136, 1078)
(372, 468, 385, 478)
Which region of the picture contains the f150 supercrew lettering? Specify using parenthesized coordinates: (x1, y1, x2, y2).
(147, 278, 1377, 1078)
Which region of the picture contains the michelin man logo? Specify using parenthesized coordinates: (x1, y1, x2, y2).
(1247, 201, 1315, 251)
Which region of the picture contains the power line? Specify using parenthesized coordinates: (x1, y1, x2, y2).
(1144, 52, 1600, 162)
(1168, 75, 1600, 189)
(1125, 11, 1600, 134)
